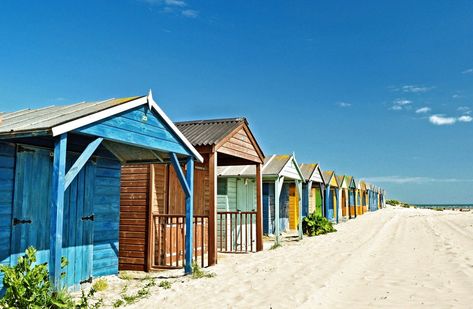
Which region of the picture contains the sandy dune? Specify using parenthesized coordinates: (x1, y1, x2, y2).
(127, 206, 473, 308)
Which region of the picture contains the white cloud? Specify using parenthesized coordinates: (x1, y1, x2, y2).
(141, 0, 199, 17)
(390, 98, 412, 111)
(462, 68, 473, 74)
(394, 99, 412, 105)
(457, 106, 470, 112)
(429, 114, 457, 125)
(458, 115, 473, 122)
(415, 107, 431, 114)
(165, 0, 186, 6)
(365, 176, 473, 184)
(452, 94, 462, 99)
(336, 102, 351, 108)
(400, 85, 433, 93)
(182, 9, 198, 17)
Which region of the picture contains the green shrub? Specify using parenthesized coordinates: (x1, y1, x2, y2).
(0, 246, 72, 308)
(92, 278, 108, 292)
(159, 280, 171, 289)
(386, 199, 401, 206)
(302, 213, 337, 236)
(191, 261, 215, 279)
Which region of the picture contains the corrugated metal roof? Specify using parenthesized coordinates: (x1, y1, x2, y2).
(175, 118, 246, 146)
(0, 97, 141, 136)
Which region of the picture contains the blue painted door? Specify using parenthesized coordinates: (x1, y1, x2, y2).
(11, 146, 53, 266)
(327, 189, 334, 221)
(10, 145, 95, 288)
(62, 155, 96, 288)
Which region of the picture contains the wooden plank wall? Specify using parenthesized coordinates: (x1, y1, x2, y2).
(92, 157, 122, 277)
(0, 142, 15, 291)
(119, 164, 149, 271)
(219, 128, 261, 163)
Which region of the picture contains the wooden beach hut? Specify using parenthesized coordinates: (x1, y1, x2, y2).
(218, 154, 304, 244)
(360, 180, 369, 213)
(322, 171, 339, 223)
(299, 163, 324, 218)
(336, 175, 348, 221)
(346, 176, 357, 219)
(0, 92, 202, 290)
(119, 117, 265, 271)
(353, 179, 363, 215)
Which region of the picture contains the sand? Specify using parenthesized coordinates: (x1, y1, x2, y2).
(101, 206, 473, 308)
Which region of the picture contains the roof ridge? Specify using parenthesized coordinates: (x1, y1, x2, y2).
(176, 117, 246, 125)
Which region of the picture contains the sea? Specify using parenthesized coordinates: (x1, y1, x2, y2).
(413, 204, 473, 209)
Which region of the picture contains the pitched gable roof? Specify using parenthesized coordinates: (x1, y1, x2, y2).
(0, 91, 203, 162)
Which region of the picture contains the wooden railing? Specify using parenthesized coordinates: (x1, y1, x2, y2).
(217, 211, 257, 253)
(152, 214, 209, 269)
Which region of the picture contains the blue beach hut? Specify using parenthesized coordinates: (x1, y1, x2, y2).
(0, 91, 202, 290)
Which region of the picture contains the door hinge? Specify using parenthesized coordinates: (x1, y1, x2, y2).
(81, 214, 95, 221)
(13, 218, 32, 225)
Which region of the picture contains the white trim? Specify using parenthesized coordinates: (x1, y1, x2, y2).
(52, 97, 148, 136)
(148, 92, 203, 163)
(52, 91, 204, 163)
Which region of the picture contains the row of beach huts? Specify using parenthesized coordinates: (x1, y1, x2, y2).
(0, 92, 385, 290)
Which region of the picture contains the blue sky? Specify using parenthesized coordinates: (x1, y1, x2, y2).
(0, 0, 472, 203)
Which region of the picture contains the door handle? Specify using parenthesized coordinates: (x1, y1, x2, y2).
(13, 218, 32, 225)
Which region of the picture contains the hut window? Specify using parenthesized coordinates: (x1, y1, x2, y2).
(217, 178, 228, 195)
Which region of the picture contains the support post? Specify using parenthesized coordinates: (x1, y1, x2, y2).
(354, 188, 357, 218)
(184, 157, 194, 274)
(256, 164, 263, 251)
(50, 133, 67, 288)
(335, 188, 339, 224)
(324, 185, 330, 220)
(208, 151, 217, 266)
(274, 178, 280, 245)
(296, 180, 303, 240)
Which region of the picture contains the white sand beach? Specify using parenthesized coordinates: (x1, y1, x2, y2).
(108, 206, 473, 308)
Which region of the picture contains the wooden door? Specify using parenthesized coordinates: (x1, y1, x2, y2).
(11, 145, 95, 288)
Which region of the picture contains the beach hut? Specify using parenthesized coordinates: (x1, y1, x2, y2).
(354, 179, 363, 215)
(336, 175, 348, 221)
(299, 163, 324, 218)
(119, 117, 265, 271)
(0, 92, 202, 290)
(322, 171, 339, 223)
(360, 180, 369, 213)
(345, 176, 357, 219)
(218, 154, 304, 244)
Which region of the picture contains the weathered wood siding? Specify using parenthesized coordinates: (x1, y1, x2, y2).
(76, 106, 189, 156)
(119, 165, 150, 271)
(0, 142, 15, 290)
(219, 128, 261, 163)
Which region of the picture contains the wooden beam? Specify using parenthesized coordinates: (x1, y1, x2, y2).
(335, 188, 339, 224)
(255, 163, 263, 251)
(324, 185, 330, 220)
(184, 157, 194, 274)
(274, 178, 280, 245)
(208, 150, 217, 266)
(64, 137, 103, 190)
(296, 180, 303, 240)
(146, 165, 154, 272)
(49, 133, 67, 288)
(170, 153, 191, 197)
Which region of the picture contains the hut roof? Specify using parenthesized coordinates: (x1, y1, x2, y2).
(176, 118, 246, 146)
(322, 170, 336, 185)
(218, 154, 304, 181)
(299, 163, 323, 183)
(0, 92, 203, 162)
